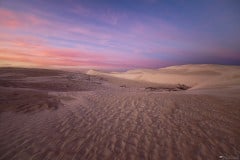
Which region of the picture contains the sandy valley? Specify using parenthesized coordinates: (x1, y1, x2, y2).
(0, 64, 240, 160)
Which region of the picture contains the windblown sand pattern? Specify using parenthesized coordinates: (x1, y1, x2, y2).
(0, 65, 239, 160)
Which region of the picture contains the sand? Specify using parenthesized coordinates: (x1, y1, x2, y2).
(87, 64, 240, 89)
(0, 65, 240, 160)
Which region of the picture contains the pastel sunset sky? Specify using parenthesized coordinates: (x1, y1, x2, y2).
(0, 0, 240, 70)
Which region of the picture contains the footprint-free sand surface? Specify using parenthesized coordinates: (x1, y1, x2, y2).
(0, 65, 240, 160)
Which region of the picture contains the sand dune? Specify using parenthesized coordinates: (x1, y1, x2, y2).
(87, 64, 240, 89)
(0, 66, 240, 160)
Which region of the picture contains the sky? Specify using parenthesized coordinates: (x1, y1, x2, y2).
(0, 0, 240, 70)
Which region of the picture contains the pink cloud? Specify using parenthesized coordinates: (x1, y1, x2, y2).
(0, 8, 48, 29)
(0, 44, 171, 69)
(0, 50, 98, 67)
(0, 8, 22, 28)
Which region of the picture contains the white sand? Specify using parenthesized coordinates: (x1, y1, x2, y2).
(87, 64, 240, 89)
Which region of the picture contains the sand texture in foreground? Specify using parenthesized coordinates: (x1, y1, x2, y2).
(0, 65, 240, 160)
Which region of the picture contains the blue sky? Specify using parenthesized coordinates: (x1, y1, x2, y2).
(0, 0, 240, 69)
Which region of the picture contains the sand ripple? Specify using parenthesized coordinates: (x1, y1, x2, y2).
(0, 90, 239, 160)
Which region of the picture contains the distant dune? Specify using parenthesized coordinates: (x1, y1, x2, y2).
(87, 64, 240, 89)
